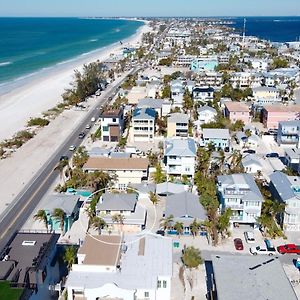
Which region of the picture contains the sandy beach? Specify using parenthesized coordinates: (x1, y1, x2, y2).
(0, 21, 151, 141)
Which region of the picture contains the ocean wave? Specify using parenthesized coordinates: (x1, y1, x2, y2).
(115, 28, 121, 32)
(89, 39, 98, 42)
(0, 61, 12, 67)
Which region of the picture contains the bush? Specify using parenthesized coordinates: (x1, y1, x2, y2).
(27, 117, 50, 127)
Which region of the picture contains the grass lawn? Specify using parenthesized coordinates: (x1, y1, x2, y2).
(0, 281, 23, 300)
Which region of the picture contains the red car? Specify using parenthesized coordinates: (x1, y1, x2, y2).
(234, 238, 244, 250)
(277, 244, 300, 254)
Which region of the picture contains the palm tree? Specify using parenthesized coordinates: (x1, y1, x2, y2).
(112, 214, 125, 232)
(152, 163, 166, 184)
(63, 246, 77, 270)
(91, 216, 107, 235)
(53, 208, 66, 234)
(228, 150, 243, 172)
(160, 215, 174, 231)
(149, 191, 159, 205)
(190, 219, 201, 238)
(34, 209, 48, 232)
(182, 246, 203, 269)
(174, 222, 184, 237)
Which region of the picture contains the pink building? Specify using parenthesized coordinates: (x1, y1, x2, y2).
(262, 105, 300, 129)
(224, 102, 251, 125)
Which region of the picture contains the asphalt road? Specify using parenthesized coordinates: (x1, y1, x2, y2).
(0, 66, 139, 254)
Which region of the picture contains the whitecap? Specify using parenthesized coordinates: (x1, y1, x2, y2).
(0, 61, 12, 67)
(89, 39, 98, 42)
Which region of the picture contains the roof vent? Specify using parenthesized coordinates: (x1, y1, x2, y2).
(22, 241, 36, 246)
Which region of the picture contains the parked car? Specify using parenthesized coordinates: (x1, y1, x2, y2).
(69, 145, 76, 151)
(243, 149, 256, 154)
(59, 155, 69, 161)
(266, 152, 279, 158)
(78, 132, 86, 139)
(156, 230, 165, 236)
(250, 245, 276, 256)
(91, 117, 96, 122)
(277, 244, 300, 254)
(244, 231, 255, 244)
(85, 124, 91, 129)
(234, 238, 244, 250)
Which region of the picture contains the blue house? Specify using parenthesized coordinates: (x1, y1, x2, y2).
(277, 120, 300, 147)
(201, 128, 231, 151)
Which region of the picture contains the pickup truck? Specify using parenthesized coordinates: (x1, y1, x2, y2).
(250, 246, 277, 256)
(277, 244, 300, 254)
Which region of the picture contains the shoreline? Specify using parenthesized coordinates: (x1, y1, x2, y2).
(0, 21, 150, 141)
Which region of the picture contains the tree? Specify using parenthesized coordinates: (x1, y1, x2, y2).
(149, 191, 159, 205)
(183, 89, 193, 112)
(162, 85, 171, 99)
(182, 246, 203, 269)
(91, 216, 107, 234)
(174, 221, 184, 237)
(112, 214, 125, 231)
(190, 219, 201, 238)
(230, 120, 245, 132)
(72, 146, 89, 168)
(54, 159, 69, 183)
(152, 163, 166, 184)
(34, 209, 48, 232)
(63, 246, 77, 270)
(244, 129, 252, 138)
(217, 208, 232, 239)
(53, 208, 66, 234)
(160, 215, 174, 231)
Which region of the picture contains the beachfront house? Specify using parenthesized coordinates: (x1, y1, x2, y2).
(277, 120, 300, 147)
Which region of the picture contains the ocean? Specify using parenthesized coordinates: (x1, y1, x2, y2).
(0, 18, 142, 85)
(227, 16, 300, 43)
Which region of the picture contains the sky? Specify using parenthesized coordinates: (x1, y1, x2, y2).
(0, 0, 300, 17)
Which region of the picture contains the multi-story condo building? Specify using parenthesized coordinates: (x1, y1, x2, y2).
(164, 138, 196, 179)
(224, 102, 251, 125)
(269, 171, 300, 231)
(167, 113, 189, 138)
(100, 108, 124, 142)
(277, 120, 300, 147)
(217, 174, 264, 226)
(132, 108, 156, 142)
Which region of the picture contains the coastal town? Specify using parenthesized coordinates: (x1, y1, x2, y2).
(1, 17, 300, 300)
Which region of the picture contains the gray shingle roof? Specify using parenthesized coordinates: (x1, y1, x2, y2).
(212, 255, 297, 300)
(96, 193, 138, 211)
(137, 98, 164, 109)
(202, 128, 230, 139)
(45, 194, 80, 216)
(197, 105, 217, 114)
(168, 113, 189, 123)
(165, 192, 206, 222)
(156, 182, 188, 195)
(165, 138, 196, 157)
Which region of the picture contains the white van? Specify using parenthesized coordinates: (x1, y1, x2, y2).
(244, 231, 255, 244)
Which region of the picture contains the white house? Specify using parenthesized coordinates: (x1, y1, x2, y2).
(201, 128, 231, 151)
(66, 234, 173, 300)
(192, 86, 214, 103)
(270, 172, 300, 231)
(170, 80, 184, 107)
(217, 174, 264, 226)
(100, 108, 124, 142)
(132, 108, 156, 142)
(197, 106, 217, 125)
(164, 138, 197, 179)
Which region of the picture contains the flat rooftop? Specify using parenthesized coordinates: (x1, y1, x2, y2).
(212, 255, 297, 300)
(264, 104, 300, 113)
(78, 235, 122, 266)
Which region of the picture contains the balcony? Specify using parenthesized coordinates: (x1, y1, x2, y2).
(226, 204, 244, 210)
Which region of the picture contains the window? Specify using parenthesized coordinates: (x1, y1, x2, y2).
(157, 280, 161, 288)
(163, 280, 167, 288)
(144, 291, 149, 297)
(113, 118, 116, 122)
(103, 126, 109, 131)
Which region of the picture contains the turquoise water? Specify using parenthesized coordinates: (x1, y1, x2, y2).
(0, 18, 142, 85)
